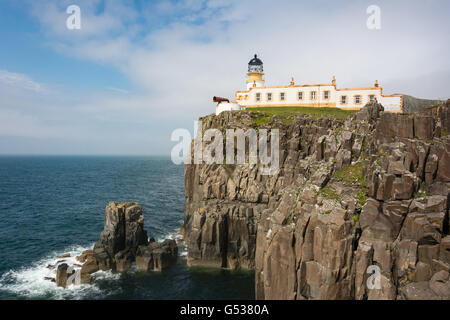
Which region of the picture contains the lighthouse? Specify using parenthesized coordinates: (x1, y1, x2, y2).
(246, 54, 265, 90)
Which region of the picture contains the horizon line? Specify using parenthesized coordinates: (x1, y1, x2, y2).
(0, 154, 171, 157)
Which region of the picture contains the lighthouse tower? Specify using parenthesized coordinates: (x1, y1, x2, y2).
(246, 54, 265, 90)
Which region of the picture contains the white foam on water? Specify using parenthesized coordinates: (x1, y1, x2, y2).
(0, 227, 188, 299)
(0, 243, 119, 300)
(155, 227, 187, 257)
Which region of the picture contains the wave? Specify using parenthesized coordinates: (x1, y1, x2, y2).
(155, 227, 187, 257)
(0, 229, 186, 299)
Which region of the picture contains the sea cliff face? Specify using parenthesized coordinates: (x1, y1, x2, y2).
(183, 101, 450, 300)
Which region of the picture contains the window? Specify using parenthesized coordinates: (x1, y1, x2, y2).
(311, 91, 316, 100)
(280, 92, 285, 101)
(323, 91, 329, 100)
(267, 93, 272, 101)
(256, 93, 261, 102)
(341, 95, 347, 104)
(355, 95, 361, 104)
(298, 91, 303, 100)
(369, 95, 375, 102)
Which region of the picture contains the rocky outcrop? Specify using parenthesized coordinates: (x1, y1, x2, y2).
(56, 263, 73, 288)
(55, 202, 177, 288)
(136, 239, 178, 272)
(183, 100, 450, 300)
(93, 202, 148, 271)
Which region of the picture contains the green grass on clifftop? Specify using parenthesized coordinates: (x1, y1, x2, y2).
(249, 107, 357, 122)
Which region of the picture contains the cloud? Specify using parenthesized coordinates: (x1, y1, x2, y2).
(104, 86, 130, 94)
(1, 0, 449, 154)
(29, 0, 137, 38)
(0, 70, 44, 92)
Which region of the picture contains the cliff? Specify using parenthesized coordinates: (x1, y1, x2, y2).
(402, 95, 444, 113)
(183, 101, 450, 300)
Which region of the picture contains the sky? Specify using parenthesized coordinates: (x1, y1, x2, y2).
(0, 0, 449, 155)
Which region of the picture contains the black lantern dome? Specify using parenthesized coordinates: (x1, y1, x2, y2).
(248, 54, 263, 73)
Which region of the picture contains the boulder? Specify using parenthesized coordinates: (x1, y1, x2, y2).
(76, 250, 93, 263)
(80, 255, 99, 275)
(398, 281, 440, 300)
(80, 271, 92, 285)
(429, 270, 450, 297)
(355, 102, 383, 123)
(56, 263, 74, 288)
(436, 148, 450, 182)
(440, 236, 450, 265)
(115, 250, 134, 272)
(135, 239, 178, 272)
(392, 174, 415, 200)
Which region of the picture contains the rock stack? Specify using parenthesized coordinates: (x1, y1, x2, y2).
(54, 202, 178, 288)
(92, 201, 149, 272)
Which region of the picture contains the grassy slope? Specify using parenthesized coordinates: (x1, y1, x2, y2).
(249, 107, 356, 121)
(248, 94, 446, 118)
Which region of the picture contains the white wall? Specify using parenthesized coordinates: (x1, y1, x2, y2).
(236, 85, 402, 112)
(216, 102, 242, 115)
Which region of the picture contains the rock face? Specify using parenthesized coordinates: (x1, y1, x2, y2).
(136, 239, 178, 272)
(183, 100, 450, 300)
(54, 202, 177, 288)
(56, 263, 72, 288)
(93, 202, 149, 271)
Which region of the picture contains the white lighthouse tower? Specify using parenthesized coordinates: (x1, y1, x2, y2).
(246, 54, 265, 90)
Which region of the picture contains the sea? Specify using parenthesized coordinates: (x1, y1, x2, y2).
(0, 156, 254, 300)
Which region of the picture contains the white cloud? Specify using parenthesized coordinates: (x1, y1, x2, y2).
(1, 0, 449, 154)
(104, 86, 130, 94)
(29, 0, 138, 38)
(0, 70, 43, 92)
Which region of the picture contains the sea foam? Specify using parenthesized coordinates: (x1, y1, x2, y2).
(0, 228, 186, 299)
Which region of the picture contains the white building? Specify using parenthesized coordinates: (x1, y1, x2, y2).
(215, 101, 243, 115)
(233, 54, 403, 113)
(213, 96, 243, 115)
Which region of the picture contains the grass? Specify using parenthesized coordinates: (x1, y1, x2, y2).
(253, 115, 271, 127)
(283, 217, 295, 226)
(333, 163, 365, 186)
(333, 126, 345, 136)
(249, 107, 357, 122)
(333, 163, 368, 206)
(356, 188, 368, 207)
(415, 182, 432, 198)
(318, 186, 341, 202)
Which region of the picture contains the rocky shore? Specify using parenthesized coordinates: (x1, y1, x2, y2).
(53, 202, 178, 288)
(183, 101, 450, 299)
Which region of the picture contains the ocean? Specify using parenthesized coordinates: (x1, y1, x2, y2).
(0, 156, 254, 300)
